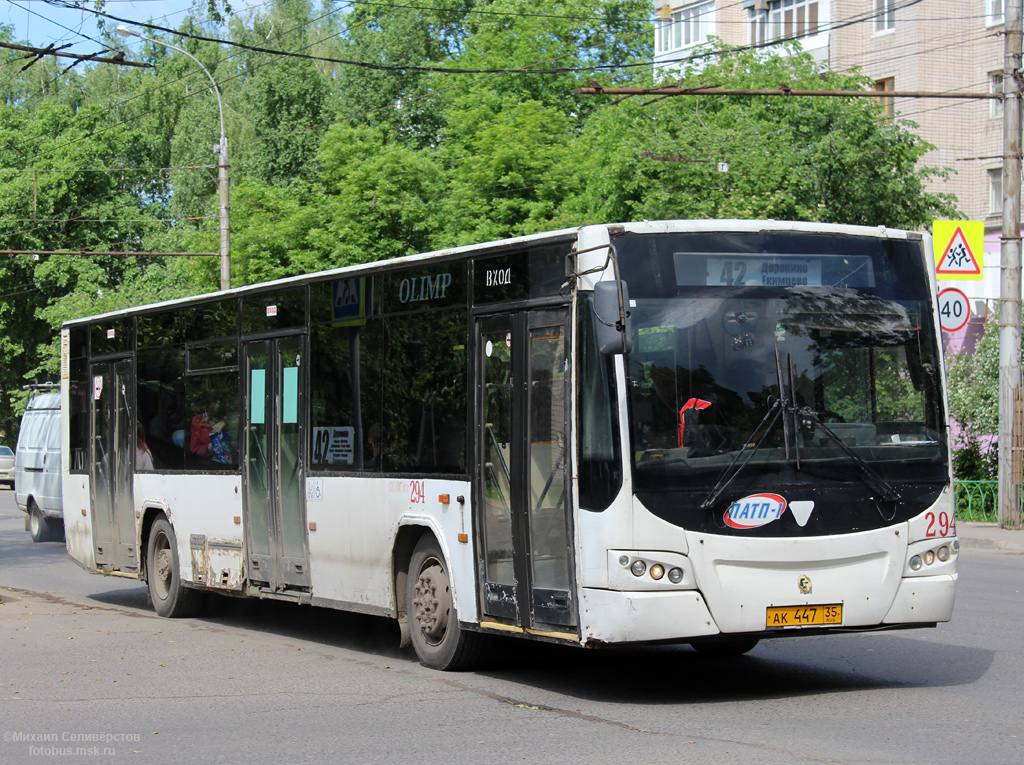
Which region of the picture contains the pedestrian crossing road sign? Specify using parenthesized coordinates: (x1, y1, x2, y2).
(933, 220, 983, 280)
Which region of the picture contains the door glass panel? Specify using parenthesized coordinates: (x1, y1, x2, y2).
(283, 366, 298, 424)
(482, 329, 515, 591)
(528, 326, 570, 592)
(114, 362, 135, 563)
(92, 367, 113, 557)
(250, 368, 266, 424)
(246, 350, 272, 558)
(279, 346, 304, 562)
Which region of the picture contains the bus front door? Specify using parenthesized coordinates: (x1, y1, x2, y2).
(243, 337, 310, 592)
(90, 359, 138, 572)
(476, 310, 576, 632)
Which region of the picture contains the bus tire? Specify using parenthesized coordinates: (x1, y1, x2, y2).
(691, 637, 760, 656)
(407, 535, 486, 671)
(147, 517, 205, 618)
(28, 501, 52, 543)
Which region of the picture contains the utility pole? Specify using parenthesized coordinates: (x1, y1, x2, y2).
(218, 135, 230, 292)
(116, 26, 231, 292)
(1000, 0, 1024, 528)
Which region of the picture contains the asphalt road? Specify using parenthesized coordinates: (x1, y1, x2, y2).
(1, 488, 1022, 764)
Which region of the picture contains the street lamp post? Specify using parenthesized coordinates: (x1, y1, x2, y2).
(117, 25, 230, 291)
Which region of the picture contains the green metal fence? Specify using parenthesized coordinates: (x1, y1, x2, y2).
(953, 480, 999, 522)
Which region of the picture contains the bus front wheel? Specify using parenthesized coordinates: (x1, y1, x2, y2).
(146, 517, 205, 618)
(407, 535, 486, 671)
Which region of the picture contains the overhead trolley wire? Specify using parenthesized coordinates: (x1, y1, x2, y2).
(3, 0, 979, 246)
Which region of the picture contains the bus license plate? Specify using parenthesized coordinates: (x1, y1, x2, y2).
(766, 604, 842, 628)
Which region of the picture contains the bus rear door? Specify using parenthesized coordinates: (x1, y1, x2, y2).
(90, 358, 138, 571)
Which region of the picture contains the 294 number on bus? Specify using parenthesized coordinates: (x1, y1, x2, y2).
(925, 510, 955, 538)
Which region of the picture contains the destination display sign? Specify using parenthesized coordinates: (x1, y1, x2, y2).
(674, 253, 875, 289)
(705, 257, 823, 287)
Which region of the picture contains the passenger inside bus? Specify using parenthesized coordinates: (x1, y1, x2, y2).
(190, 398, 233, 465)
(365, 423, 382, 469)
(136, 423, 155, 471)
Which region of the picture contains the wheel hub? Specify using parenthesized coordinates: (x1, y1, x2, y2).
(413, 563, 450, 640)
(154, 544, 172, 598)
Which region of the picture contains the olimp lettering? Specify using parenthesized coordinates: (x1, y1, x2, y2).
(398, 272, 453, 303)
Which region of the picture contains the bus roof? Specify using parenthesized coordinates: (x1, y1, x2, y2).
(61, 219, 919, 328)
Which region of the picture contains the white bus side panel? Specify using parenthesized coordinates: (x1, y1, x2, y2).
(306, 476, 477, 621)
(576, 494, 633, 589)
(63, 473, 95, 571)
(135, 473, 243, 587)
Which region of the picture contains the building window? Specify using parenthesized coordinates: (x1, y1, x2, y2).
(874, 77, 894, 119)
(655, 2, 715, 54)
(989, 168, 1003, 215)
(991, 71, 1004, 119)
(988, 0, 1004, 27)
(751, 0, 819, 46)
(875, 0, 896, 33)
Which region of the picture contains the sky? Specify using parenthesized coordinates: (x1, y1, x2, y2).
(1, 1, 248, 55)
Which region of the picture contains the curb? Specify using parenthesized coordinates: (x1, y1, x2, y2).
(957, 522, 1024, 555)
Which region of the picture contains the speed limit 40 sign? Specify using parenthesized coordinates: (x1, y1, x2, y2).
(938, 287, 970, 332)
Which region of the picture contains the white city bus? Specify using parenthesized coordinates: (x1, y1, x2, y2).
(61, 220, 958, 669)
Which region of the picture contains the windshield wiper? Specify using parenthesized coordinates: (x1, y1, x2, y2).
(797, 407, 901, 503)
(701, 347, 793, 511)
(700, 397, 785, 510)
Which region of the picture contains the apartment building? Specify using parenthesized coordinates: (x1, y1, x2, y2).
(652, 1, 1009, 346)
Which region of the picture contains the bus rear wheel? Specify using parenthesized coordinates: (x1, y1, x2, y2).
(407, 535, 486, 671)
(146, 517, 205, 618)
(28, 501, 53, 543)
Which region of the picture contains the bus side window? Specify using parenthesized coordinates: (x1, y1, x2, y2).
(136, 347, 187, 472)
(309, 320, 384, 472)
(382, 311, 468, 474)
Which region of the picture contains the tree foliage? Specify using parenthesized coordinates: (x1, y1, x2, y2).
(0, 1, 963, 441)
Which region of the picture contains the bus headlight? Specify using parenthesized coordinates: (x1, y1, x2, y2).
(937, 546, 950, 562)
(909, 555, 923, 571)
(608, 550, 693, 590)
(923, 550, 935, 566)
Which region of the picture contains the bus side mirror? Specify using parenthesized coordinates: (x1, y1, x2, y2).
(594, 281, 633, 355)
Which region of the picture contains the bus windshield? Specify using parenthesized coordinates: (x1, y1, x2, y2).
(615, 231, 947, 510)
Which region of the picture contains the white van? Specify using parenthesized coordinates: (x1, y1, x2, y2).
(15, 391, 63, 542)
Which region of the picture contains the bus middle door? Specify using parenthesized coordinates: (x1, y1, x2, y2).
(476, 309, 576, 633)
(243, 337, 310, 592)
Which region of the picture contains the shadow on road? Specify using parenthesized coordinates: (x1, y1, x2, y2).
(474, 633, 994, 704)
(110, 589, 994, 705)
(2, 499, 996, 705)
